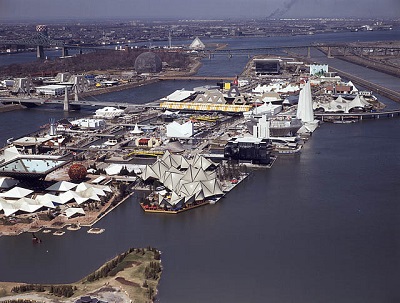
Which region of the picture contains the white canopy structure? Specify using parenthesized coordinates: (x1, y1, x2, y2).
(0, 186, 33, 199)
(1, 146, 20, 163)
(65, 207, 85, 218)
(95, 106, 124, 119)
(35, 194, 59, 208)
(140, 152, 222, 207)
(313, 94, 371, 114)
(130, 123, 143, 134)
(166, 121, 194, 138)
(46, 181, 77, 192)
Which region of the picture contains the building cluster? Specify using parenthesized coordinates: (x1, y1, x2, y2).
(0, 19, 396, 54)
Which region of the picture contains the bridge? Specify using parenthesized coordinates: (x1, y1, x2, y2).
(315, 109, 400, 121)
(0, 97, 160, 110)
(0, 24, 113, 59)
(207, 43, 400, 59)
(159, 76, 232, 81)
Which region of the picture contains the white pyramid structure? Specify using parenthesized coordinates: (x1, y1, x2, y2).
(189, 37, 205, 50)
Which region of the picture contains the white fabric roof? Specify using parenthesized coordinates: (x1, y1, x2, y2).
(65, 207, 85, 218)
(92, 176, 106, 184)
(130, 123, 143, 134)
(35, 194, 59, 208)
(166, 121, 194, 139)
(46, 181, 77, 192)
(161, 90, 196, 102)
(0, 186, 33, 198)
(1, 146, 20, 163)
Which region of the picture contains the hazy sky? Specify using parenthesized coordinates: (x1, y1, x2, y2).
(0, 0, 399, 20)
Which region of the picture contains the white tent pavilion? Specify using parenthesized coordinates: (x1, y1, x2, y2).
(46, 181, 77, 192)
(130, 123, 143, 134)
(0, 186, 33, 199)
(65, 207, 85, 218)
(0, 198, 19, 216)
(35, 194, 59, 208)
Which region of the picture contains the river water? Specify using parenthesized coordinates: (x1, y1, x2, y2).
(0, 30, 400, 303)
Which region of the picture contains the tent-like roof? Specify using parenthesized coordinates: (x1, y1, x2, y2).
(130, 123, 143, 134)
(192, 155, 216, 171)
(348, 94, 370, 110)
(200, 179, 224, 197)
(1, 146, 20, 163)
(46, 181, 77, 192)
(76, 187, 101, 201)
(35, 194, 59, 208)
(0, 186, 33, 198)
(151, 159, 170, 180)
(0, 198, 19, 216)
(16, 197, 43, 213)
(59, 190, 89, 205)
(163, 171, 184, 191)
(0, 177, 19, 189)
(65, 207, 85, 218)
(76, 182, 107, 196)
(140, 165, 158, 181)
(181, 165, 210, 183)
(179, 181, 202, 197)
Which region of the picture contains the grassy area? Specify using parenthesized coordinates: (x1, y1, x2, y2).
(0, 247, 162, 303)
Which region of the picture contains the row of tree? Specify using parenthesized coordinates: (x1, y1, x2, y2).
(85, 248, 135, 282)
(144, 261, 162, 280)
(11, 284, 44, 293)
(216, 160, 248, 181)
(11, 284, 75, 298)
(49, 285, 75, 297)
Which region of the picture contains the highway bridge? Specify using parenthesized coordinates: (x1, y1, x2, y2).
(315, 109, 400, 121)
(0, 97, 160, 110)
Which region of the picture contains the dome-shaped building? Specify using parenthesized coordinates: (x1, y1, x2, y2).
(134, 52, 162, 74)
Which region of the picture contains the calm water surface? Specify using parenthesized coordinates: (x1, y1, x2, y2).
(0, 31, 400, 303)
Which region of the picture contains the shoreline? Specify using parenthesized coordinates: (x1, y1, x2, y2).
(0, 180, 135, 237)
(0, 247, 162, 303)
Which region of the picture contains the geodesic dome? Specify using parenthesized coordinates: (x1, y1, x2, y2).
(134, 52, 162, 74)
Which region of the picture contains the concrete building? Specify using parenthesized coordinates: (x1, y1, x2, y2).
(36, 85, 68, 96)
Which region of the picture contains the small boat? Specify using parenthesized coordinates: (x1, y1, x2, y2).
(32, 233, 42, 244)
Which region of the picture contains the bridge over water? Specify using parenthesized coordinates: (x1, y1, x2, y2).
(0, 97, 160, 110)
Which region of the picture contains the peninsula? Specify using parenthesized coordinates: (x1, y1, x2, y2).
(0, 247, 162, 303)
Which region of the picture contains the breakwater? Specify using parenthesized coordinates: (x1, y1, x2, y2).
(328, 66, 400, 103)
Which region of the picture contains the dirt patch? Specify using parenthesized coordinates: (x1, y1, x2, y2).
(115, 277, 140, 287)
(127, 261, 142, 267)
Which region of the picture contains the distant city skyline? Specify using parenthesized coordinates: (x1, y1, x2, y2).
(0, 0, 399, 21)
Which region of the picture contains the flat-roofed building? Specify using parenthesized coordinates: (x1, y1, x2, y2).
(36, 84, 68, 96)
(254, 59, 281, 75)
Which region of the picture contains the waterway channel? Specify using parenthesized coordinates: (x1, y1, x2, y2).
(0, 31, 399, 303)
